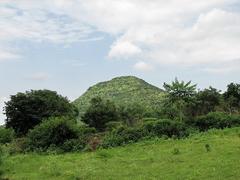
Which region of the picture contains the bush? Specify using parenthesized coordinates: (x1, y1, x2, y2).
(26, 117, 91, 152)
(102, 126, 146, 148)
(0, 127, 15, 144)
(8, 138, 29, 154)
(143, 119, 189, 138)
(102, 119, 189, 148)
(194, 112, 240, 131)
(27, 117, 96, 152)
(82, 97, 119, 131)
(105, 121, 123, 131)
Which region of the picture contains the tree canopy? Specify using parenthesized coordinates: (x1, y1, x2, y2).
(82, 97, 119, 131)
(4, 90, 78, 136)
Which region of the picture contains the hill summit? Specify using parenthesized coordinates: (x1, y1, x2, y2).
(73, 76, 165, 116)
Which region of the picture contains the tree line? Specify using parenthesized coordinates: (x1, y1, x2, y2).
(0, 79, 240, 153)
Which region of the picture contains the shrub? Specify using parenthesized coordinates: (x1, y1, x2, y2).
(27, 117, 83, 151)
(205, 144, 211, 152)
(82, 97, 119, 131)
(102, 126, 146, 148)
(0, 127, 15, 144)
(143, 119, 188, 138)
(102, 119, 189, 148)
(8, 138, 28, 154)
(194, 112, 240, 131)
(105, 121, 123, 131)
(172, 148, 180, 155)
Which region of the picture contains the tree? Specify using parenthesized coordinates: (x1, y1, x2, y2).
(223, 83, 240, 113)
(4, 90, 78, 136)
(163, 78, 197, 102)
(82, 97, 119, 131)
(119, 103, 144, 126)
(195, 87, 221, 115)
(163, 78, 197, 121)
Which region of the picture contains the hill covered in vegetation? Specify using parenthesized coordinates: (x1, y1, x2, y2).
(73, 76, 165, 117)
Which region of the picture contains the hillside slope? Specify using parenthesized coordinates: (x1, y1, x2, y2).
(73, 76, 165, 116)
(2, 127, 240, 179)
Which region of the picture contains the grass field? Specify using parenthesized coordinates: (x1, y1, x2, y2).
(1, 127, 240, 180)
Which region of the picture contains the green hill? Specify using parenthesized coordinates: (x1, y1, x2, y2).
(73, 76, 165, 116)
(2, 127, 240, 179)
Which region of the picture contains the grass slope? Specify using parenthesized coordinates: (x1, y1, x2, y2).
(2, 127, 240, 180)
(73, 76, 165, 116)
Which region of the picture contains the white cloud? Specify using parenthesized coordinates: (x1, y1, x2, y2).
(0, 0, 240, 71)
(73, 0, 240, 70)
(0, 1, 99, 61)
(134, 61, 154, 72)
(109, 41, 141, 59)
(0, 49, 21, 62)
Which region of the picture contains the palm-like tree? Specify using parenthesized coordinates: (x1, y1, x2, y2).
(163, 78, 197, 102)
(163, 78, 197, 121)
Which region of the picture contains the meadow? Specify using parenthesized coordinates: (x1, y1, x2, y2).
(1, 127, 240, 180)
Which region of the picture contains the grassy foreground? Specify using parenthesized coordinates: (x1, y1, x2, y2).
(2, 128, 240, 180)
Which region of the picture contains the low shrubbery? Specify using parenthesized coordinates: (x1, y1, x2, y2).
(102, 119, 189, 148)
(0, 127, 15, 144)
(26, 117, 95, 152)
(143, 119, 189, 138)
(102, 126, 145, 148)
(194, 112, 240, 131)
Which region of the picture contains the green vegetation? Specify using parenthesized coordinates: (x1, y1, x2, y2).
(0, 126, 15, 144)
(1, 127, 240, 179)
(0, 76, 240, 179)
(73, 76, 165, 118)
(82, 97, 119, 131)
(5, 90, 78, 136)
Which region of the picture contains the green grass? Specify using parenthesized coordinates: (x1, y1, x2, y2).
(2, 127, 240, 180)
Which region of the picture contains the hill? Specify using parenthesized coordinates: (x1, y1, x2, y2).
(73, 76, 165, 117)
(2, 127, 240, 179)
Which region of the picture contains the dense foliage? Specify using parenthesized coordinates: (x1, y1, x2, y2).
(82, 97, 119, 131)
(194, 112, 240, 131)
(27, 117, 95, 152)
(5, 90, 78, 136)
(0, 77, 240, 154)
(223, 83, 240, 113)
(0, 127, 15, 144)
(73, 76, 165, 118)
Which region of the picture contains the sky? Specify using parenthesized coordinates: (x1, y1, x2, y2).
(0, 0, 240, 125)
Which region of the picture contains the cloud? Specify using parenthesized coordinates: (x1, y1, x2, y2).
(0, 1, 100, 61)
(0, 49, 21, 62)
(26, 72, 50, 81)
(134, 61, 154, 72)
(73, 0, 240, 70)
(109, 41, 141, 59)
(0, 0, 240, 71)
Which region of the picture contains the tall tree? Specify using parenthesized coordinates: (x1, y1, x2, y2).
(223, 83, 240, 113)
(163, 78, 197, 121)
(163, 78, 197, 102)
(4, 90, 78, 136)
(82, 97, 119, 131)
(195, 87, 221, 115)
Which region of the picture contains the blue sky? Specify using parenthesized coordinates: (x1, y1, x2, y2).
(0, 0, 240, 124)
